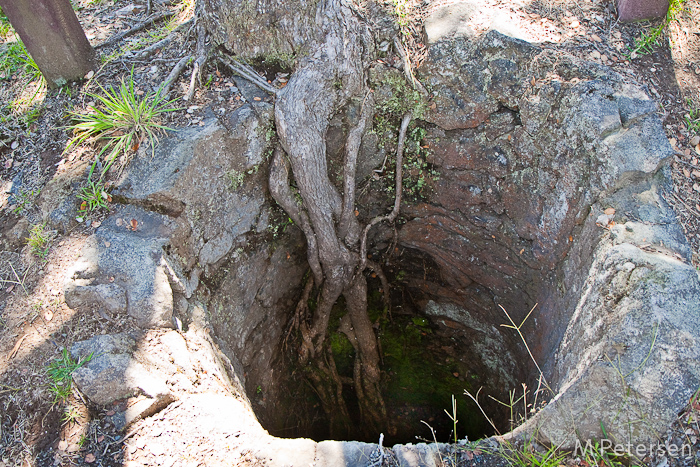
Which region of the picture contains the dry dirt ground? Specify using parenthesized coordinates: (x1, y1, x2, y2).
(0, 0, 699, 466)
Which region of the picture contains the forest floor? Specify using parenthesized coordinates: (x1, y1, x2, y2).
(0, 0, 699, 466)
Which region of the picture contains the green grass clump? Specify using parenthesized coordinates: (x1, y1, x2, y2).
(66, 70, 178, 174)
(47, 348, 92, 402)
(499, 441, 568, 467)
(26, 223, 51, 258)
(76, 160, 112, 218)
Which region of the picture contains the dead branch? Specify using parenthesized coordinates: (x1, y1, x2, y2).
(160, 55, 191, 99)
(184, 23, 209, 101)
(359, 112, 412, 272)
(96, 11, 174, 49)
(220, 56, 278, 96)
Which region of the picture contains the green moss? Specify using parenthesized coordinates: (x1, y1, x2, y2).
(252, 51, 296, 73)
(376, 74, 427, 120)
(330, 332, 355, 376)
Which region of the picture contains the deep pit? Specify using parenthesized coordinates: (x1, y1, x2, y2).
(61, 25, 700, 463)
(195, 30, 693, 447)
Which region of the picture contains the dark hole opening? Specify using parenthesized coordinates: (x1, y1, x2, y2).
(246, 249, 527, 446)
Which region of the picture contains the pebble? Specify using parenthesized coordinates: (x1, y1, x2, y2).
(570, 20, 580, 28)
(590, 50, 601, 60)
(690, 135, 700, 146)
(591, 34, 602, 42)
(650, 67, 656, 72)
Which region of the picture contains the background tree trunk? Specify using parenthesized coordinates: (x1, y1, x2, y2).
(0, 0, 95, 88)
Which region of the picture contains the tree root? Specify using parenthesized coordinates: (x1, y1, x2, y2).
(160, 55, 191, 99)
(339, 92, 374, 246)
(359, 111, 412, 272)
(184, 22, 209, 101)
(96, 11, 174, 49)
(283, 273, 315, 351)
(220, 57, 278, 96)
(366, 259, 391, 313)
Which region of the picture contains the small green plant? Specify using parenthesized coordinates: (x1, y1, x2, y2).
(61, 405, 81, 424)
(390, 0, 411, 36)
(225, 169, 246, 190)
(0, 7, 11, 37)
(11, 188, 39, 215)
(445, 394, 459, 466)
(46, 348, 93, 402)
(254, 51, 295, 71)
(76, 160, 111, 218)
(629, 0, 687, 57)
(377, 74, 427, 120)
(0, 34, 46, 113)
(27, 223, 51, 258)
(268, 216, 294, 238)
(66, 69, 178, 173)
(686, 97, 700, 134)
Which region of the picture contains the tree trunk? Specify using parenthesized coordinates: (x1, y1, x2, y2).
(203, 0, 396, 437)
(0, 0, 95, 88)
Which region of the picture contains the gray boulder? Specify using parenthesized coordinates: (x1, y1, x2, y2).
(70, 333, 169, 406)
(114, 107, 269, 280)
(64, 205, 176, 328)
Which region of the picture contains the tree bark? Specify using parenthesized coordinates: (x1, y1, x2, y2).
(0, 0, 95, 88)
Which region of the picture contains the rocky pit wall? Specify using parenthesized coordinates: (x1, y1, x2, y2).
(54, 17, 700, 467)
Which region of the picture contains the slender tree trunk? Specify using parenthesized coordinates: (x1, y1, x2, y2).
(0, 0, 95, 87)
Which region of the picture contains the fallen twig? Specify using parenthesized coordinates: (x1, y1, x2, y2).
(96, 11, 174, 49)
(675, 153, 700, 171)
(670, 191, 700, 217)
(394, 37, 427, 95)
(8, 261, 29, 295)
